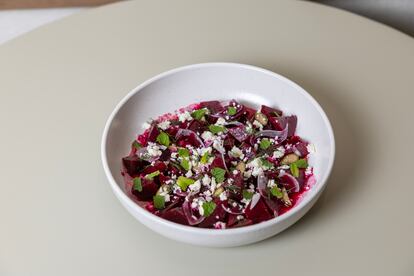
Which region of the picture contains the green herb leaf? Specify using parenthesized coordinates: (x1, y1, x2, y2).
(153, 195, 165, 209)
(200, 151, 210, 164)
(295, 158, 308, 169)
(145, 170, 160, 179)
(156, 131, 170, 147)
(132, 140, 142, 150)
(177, 176, 195, 191)
(133, 177, 142, 192)
(227, 185, 241, 191)
(180, 159, 190, 171)
(243, 190, 253, 199)
(178, 148, 190, 157)
(202, 201, 216, 217)
(209, 125, 227, 134)
(290, 163, 299, 177)
(261, 158, 273, 169)
(227, 106, 237, 116)
(259, 138, 271, 150)
(211, 167, 226, 183)
(270, 186, 283, 199)
(191, 108, 207, 120)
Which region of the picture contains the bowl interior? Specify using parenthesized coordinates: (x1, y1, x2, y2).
(104, 63, 334, 212)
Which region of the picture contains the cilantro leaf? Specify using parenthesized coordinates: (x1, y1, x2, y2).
(156, 131, 170, 147)
(133, 177, 142, 192)
(211, 167, 226, 183)
(270, 186, 283, 199)
(227, 106, 237, 116)
(200, 151, 210, 164)
(242, 190, 253, 199)
(191, 108, 207, 120)
(295, 158, 308, 169)
(202, 201, 216, 217)
(145, 170, 160, 179)
(209, 125, 226, 134)
(153, 195, 165, 209)
(259, 138, 271, 150)
(132, 140, 142, 150)
(177, 176, 195, 191)
(178, 148, 189, 157)
(180, 159, 190, 171)
(290, 163, 299, 177)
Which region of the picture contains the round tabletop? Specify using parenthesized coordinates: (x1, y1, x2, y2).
(0, 0, 413, 275)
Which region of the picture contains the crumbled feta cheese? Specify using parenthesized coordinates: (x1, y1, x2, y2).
(305, 166, 313, 176)
(202, 174, 211, 186)
(215, 117, 226, 125)
(247, 158, 264, 177)
(278, 165, 290, 170)
(213, 139, 225, 153)
(219, 191, 227, 201)
(253, 120, 263, 130)
(307, 143, 316, 154)
(185, 170, 193, 177)
(189, 180, 201, 193)
(233, 170, 238, 175)
(229, 146, 244, 159)
(157, 120, 170, 130)
(201, 131, 214, 142)
(243, 170, 252, 179)
(146, 142, 162, 157)
(267, 179, 276, 188)
(214, 222, 226, 229)
(236, 215, 244, 220)
(272, 146, 286, 159)
(178, 111, 193, 123)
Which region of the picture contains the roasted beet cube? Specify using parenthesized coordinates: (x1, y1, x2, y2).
(188, 120, 207, 133)
(161, 207, 189, 225)
(200, 101, 224, 114)
(147, 125, 160, 143)
(122, 155, 149, 176)
(260, 105, 283, 117)
(198, 199, 226, 228)
(245, 198, 273, 223)
(142, 161, 167, 175)
(223, 135, 235, 151)
(228, 125, 249, 142)
(131, 178, 158, 201)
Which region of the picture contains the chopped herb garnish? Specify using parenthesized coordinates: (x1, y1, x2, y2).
(191, 108, 207, 120)
(295, 158, 308, 169)
(202, 201, 216, 217)
(153, 195, 165, 209)
(227, 185, 241, 191)
(211, 167, 226, 183)
(227, 106, 237, 116)
(178, 148, 190, 157)
(132, 140, 142, 149)
(209, 125, 226, 134)
(259, 138, 271, 150)
(290, 163, 299, 177)
(243, 190, 253, 199)
(156, 131, 170, 147)
(180, 159, 190, 171)
(270, 186, 283, 199)
(133, 177, 142, 192)
(145, 170, 160, 179)
(177, 176, 195, 191)
(200, 151, 210, 164)
(261, 158, 273, 169)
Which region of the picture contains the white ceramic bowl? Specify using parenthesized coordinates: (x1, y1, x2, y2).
(101, 63, 335, 247)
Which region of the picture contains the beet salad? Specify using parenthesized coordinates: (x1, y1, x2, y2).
(121, 100, 316, 229)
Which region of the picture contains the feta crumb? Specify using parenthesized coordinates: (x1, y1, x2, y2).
(146, 142, 162, 157)
(189, 180, 201, 193)
(157, 120, 171, 130)
(236, 215, 244, 220)
(202, 174, 211, 186)
(215, 117, 226, 125)
(185, 170, 193, 177)
(213, 139, 225, 153)
(178, 111, 192, 123)
(214, 222, 226, 229)
(219, 191, 227, 201)
(229, 146, 244, 159)
(272, 146, 286, 159)
(201, 131, 215, 142)
(305, 166, 313, 176)
(253, 120, 263, 130)
(267, 179, 276, 188)
(233, 170, 238, 175)
(247, 158, 264, 177)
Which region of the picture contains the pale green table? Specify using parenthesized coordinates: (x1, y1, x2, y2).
(0, 1, 413, 275)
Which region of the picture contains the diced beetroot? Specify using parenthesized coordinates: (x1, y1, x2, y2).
(269, 115, 297, 137)
(142, 161, 167, 175)
(295, 141, 309, 157)
(297, 169, 307, 190)
(165, 125, 179, 137)
(188, 120, 207, 133)
(198, 199, 226, 228)
(279, 173, 300, 192)
(228, 125, 249, 142)
(260, 105, 283, 117)
(161, 207, 189, 225)
(145, 202, 156, 213)
(159, 148, 171, 161)
(167, 163, 180, 176)
(242, 105, 256, 122)
(245, 198, 273, 223)
(263, 197, 279, 216)
(211, 155, 226, 170)
(131, 178, 158, 200)
(177, 133, 203, 148)
(228, 172, 244, 200)
(147, 125, 160, 143)
(227, 214, 239, 227)
(240, 142, 255, 159)
(223, 135, 235, 151)
(122, 155, 149, 176)
(158, 173, 170, 184)
(286, 116, 297, 137)
(200, 101, 224, 114)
